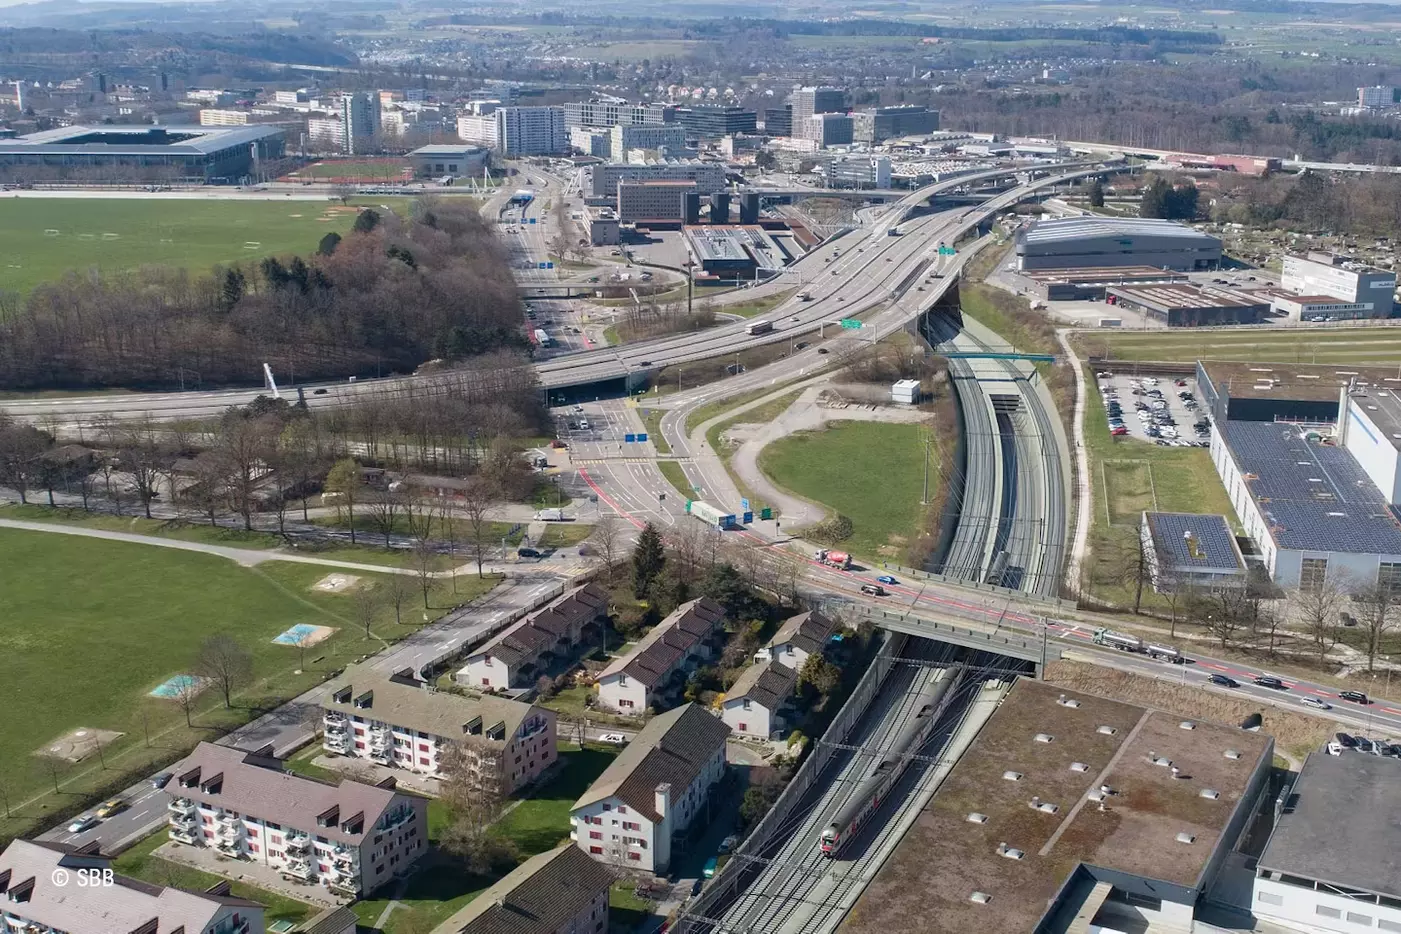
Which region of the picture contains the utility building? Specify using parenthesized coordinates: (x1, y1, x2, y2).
(1014, 217, 1222, 271)
(1281, 252, 1396, 319)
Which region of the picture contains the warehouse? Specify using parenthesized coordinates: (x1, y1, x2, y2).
(683, 225, 792, 278)
(1019, 265, 1189, 301)
(1104, 283, 1267, 327)
(0, 125, 285, 182)
(407, 143, 488, 178)
(1014, 217, 1222, 271)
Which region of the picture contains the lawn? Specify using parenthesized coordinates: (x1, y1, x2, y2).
(723, 288, 798, 319)
(659, 461, 692, 499)
(114, 831, 318, 925)
(1101, 460, 1157, 527)
(288, 158, 411, 182)
(759, 421, 932, 560)
(639, 408, 669, 454)
(490, 745, 619, 856)
(0, 528, 497, 843)
(1072, 325, 1401, 366)
(706, 389, 807, 516)
(0, 198, 365, 293)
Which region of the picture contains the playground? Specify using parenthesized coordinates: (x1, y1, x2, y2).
(271, 623, 337, 647)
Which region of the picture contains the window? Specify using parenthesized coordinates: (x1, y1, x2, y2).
(1257, 892, 1284, 907)
(1347, 912, 1374, 926)
(248, 843, 259, 853)
(589, 846, 603, 855)
(590, 831, 602, 840)
(739, 723, 747, 732)
(603, 803, 611, 811)
(619, 699, 634, 708)
(1300, 557, 1329, 594)
(1378, 920, 1401, 933)
(481, 678, 490, 686)
(618, 806, 627, 814)
(1316, 905, 1342, 919)
(419, 757, 429, 765)
(628, 852, 641, 861)
(742, 699, 751, 710)
(418, 743, 429, 752)
(1380, 562, 1401, 596)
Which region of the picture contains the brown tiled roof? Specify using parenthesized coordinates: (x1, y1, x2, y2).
(573, 704, 731, 822)
(726, 659, 797, 711)
(473, 583, 609, 668)
(768, 610, 836, 656)
(323, 667, 538, 741)
(599, 598, 726, 688)
(429, 844, 613, 934)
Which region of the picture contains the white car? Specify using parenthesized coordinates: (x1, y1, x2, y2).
(1301, 696, 1332, 710)
(598, 732, 629, 745)
(67, 815, 100, 834)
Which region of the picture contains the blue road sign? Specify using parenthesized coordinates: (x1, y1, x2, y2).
(537, 262, 548, 269)
(742, 512, 754, 524)
(637, 433, 648, 442)
(529, 218, 537, 224)
(740, 498, 750, 511)
(624, 433, 636, 443)
(545, 261, 555, 269)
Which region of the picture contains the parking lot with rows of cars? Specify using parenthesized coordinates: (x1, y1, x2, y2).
(1098, 372, 1213, 448)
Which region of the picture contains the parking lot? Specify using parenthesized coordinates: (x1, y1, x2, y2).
(1097, 371, 1213, 448)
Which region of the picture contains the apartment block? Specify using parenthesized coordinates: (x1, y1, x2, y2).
(571, 126, 612, 158)
(791, 86, 845, 129)
(570, 704, 730, 874)
(429, 843, 613, 934)
(324, 666, 556, 793)
(0, 839, 264, 934)
(610, 123, 687, 155)
(582, 161, 727, 199)
(164, 742, 427, 899)
(456, 113, 499, 148)
(563, 100, 676, 129)
(459, 582, 609, 691)
(595, 597, 725, 714)
(724, 610, 835, 739)
(801, 113, 854, 148)
(495, 106, 568, 156)
(200, 109, 251, 126)
(616, 179, 698, 224)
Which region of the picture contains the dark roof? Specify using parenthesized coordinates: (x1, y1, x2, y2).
(769, 610, 836, 656)
(600, 598, 726, 688)
(0, 124, 283, 156)
(1258, 752, 1401, 899)
(300, 906, 360, 934)
(431, 844, 613, 934)
(1143, 513, 1245, 575)
(573, 703, 731, 822)
(1221, 421, 1401, 554)
(726, 659, 797, 711)
(474, 583, 608, 668)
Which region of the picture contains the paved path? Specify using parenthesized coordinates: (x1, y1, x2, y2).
(1056, 329, 1093, 596)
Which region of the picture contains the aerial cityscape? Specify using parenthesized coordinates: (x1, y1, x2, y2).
(4, 0, 1401, 932)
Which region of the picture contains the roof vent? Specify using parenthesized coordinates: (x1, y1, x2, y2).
(1224, 749, 1242, 760)
(1034, 733, 1054, 744)
(1179, 721, 1196, 730)
(1088, 789, 1105, 802)
(1031, 799, 1059, 814)
(1097, 725, 1117, 735)
(970, 891, 992, 905)
(1057, 695, 1081, 708)
(1153, 757, 1173, 768)
(997, 843, 1025, 860)
(1176, 832, 1196, 845)
(1100, 784, 1118, 796)
(1200, 789, 1220, 800)
(967, 812, 989, 824)
(1070, 762, 1090, 773)
(1003, 771, 1023, 782)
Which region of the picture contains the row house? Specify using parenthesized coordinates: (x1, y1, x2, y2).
(570, 704, 730, 874)
(595, 598, 726, 715)
(429, 843, 613, 934)
(323, 666, 555, 794)
(164, 742, 427, 899)
(0, 839, 263, 934)
(458, 582, 609, 690)
(753, 610, 836, 672)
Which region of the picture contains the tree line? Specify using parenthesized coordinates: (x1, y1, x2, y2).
(0, 199, 526, 391)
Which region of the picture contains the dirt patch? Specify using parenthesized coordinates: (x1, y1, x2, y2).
(38, 727, 124, 763)
(312, 573, 362, 593)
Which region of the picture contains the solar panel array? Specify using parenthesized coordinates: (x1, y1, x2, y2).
(1145, 512, 1243, 572)
(1223, 421, 1401, 554)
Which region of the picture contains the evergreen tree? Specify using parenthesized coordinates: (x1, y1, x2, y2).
(1139, 176, 1170, 218)
(220, 268, 245, 310)
(1087, 179, 1105, 208)
(352, 209, 381, 234)
(317, 231, 341, 256)
(632, 523, 666, 598)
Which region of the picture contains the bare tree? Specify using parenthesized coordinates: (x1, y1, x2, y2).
(117, 419, 170, 519)
(324, 458, 363, 544)
(181, 451, 228, 527)
(1194, 588, 1255, 650)
(412, 536, 438, 609)
(352, 586, 382, 640)
(385, 570, 412, 625)
(589, 515, 626, 582)
(1293, 573, 1351, 662)
(460, 477, 502, 578)
(366, 487, 408, 549)
(0, 413, 52, 505)
(1113, 534, 1155, 615)
(438, 740, 516, 874)
(193, 635, 253, 708)
(1357, 580, 1397, 672)
(173, 675, 202, 727)
(216, 413, 278, 531)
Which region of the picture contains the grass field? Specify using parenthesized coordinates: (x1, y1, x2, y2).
(0, 198, 363, 293)
(286, 159, 410, 182)
(759, 421, 931, 560)
(1073, 325, 1401, 365)
(1101, 460, 1157, 527)
(0, 528, 497, 842)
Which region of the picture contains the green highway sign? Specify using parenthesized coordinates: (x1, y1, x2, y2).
(839, 319, 862, 330)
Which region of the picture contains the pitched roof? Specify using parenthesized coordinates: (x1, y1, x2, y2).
(167, 742, 405, 846)
(471, 583, 608, 668)
(300, 905, 360, 934)
(726, 659, 797, 711)
(429, 844, 613, 934)
(599, 598, 726, 688)
(768, 610, 836, 655)
(323, 667, 539, 741)
(0, 839, 254, 934)
(573, 704, 731, 822)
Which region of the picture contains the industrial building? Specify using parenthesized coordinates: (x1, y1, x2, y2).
(581, 207, 621, 245)
(1358, 85, 1399, 108)
(1014, 217, 1223, 271)
(1281, 252, 1396, 319)
(1194, 361, 1378, 426)
(617, 179, 698, 224)
(683, 225, 793, 278)
(407, 144, 488, 178)
(1104, 283, 1267, 327)
(0, 125, 285, 181)
(582, 161, 727, 199)
(824, 155, 892, 189)
(845, 679, 1274, 934)
(563, 100, 676, 129)
(1019, 265, 1189, 301)
(676, 106, 757, 139)
(851, 105, 940, 144)
(1140, 511, 1248, 591)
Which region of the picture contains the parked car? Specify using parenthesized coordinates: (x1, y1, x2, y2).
(152, 772, 174, 789)
(1336, 732, 1358, 748)
(598, 732, 629, 745)
(719, 835, 740, 855)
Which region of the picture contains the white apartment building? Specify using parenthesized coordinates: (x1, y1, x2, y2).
(459, 582, 609, 691)
(754, 610, 837, 672)
(790, 86, 845, 130)
(610, 123, 686, 156)
(306, 93, 380, 155)
(582, 161, 727, 199)
(595, 597, 725, 715)
(570, 704, 730, 874)
(824, 155, 892, 189)
(323, 666, 556, 793)
(200, 109, 251, 126)
(571, 126, 611, 158)
(0, 839, 264, 934)
(721, 659, 797, 739)
(165, 742, 428, 899)
(457, 113, 499, 148)
(495, 106, 568, 156)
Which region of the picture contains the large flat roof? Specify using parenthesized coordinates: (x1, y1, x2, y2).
(0, 124, 283, 156)
(842, 678, 1272, 934)
(1349, 387, 1401, 449)
(1221, 420, 1401, 554)
(1144, 512, 1246, 576)
(1201, 361, 1401, 403)
(1258, 752, 1401, 900)
(1020, 265, 1190, 284)
(1019, 216, 1220, 246)
(1107, 283, 1266, 311)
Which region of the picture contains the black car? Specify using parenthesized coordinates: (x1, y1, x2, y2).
(1339, 690, 1371, 705)
(1254, 675, 1288, 690)
(1208, 674, 1239, 688)
(1335, 732, 1358, 748)
(152, 772, 174, 789)
(1356, 737, 1376, 753)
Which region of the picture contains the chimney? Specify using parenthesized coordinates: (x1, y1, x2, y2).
(654, 783, 671, 824)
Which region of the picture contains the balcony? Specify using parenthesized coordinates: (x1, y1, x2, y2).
(327, 876, 361, 897)
(168, 810, 197, 829)
(281, 856, 314, 881)
(284, 831, 311, 853)
(323, 733, 349, 753)
(215, 837, 242, 856)
(168, 798, 196, 816)
(169, 825, 200, 845)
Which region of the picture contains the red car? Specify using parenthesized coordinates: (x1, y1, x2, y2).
(1111, 426, 1128, 436)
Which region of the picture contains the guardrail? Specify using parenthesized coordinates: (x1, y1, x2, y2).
(850, 606, 1051, 665)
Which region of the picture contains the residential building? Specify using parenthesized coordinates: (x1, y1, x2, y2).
(1281, 252, 1396, 318)
(801, 113, 854, 148)
(200, 109, 251, 126)
(722, 659, 798, 738)
(582, 161, 727, 199)
(0, 839, 264, 934)
(564, 100, 676, 130)
(455, 113, 498, 148)
(308, 93, 380, 155)
(851, 105, 940, 144)
(1139, 512, 1248, 592)
(1358, 85, 1398, 108)
(595, 597, 726, 714)
(323, 666, 556, 793)
(458, 582, 609, 691)
(164, 742, 428, 899)
(763, 105, 793, 137)
(824, 155, 892, 189)
(1252, 752, 1401, 934)
(791, 86, 846, 130)
(617, 179, 698, 224)
(570, 704, 730, 873)
(428, 844, 613, 934)
(755, 610, 837, 671)
(571, 126, 612, 158)
(495, 106, 568, 156)
(676, 106, 757, 139)
(610, 123, 687, 156)
(407, 144, 489, 178)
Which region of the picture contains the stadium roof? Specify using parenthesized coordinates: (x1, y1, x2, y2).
(1018, 216, 1220, 246)
(1144, 512, 1245, 576)
(0, 124, 283, 156)
(1221, 420, 1401, 554)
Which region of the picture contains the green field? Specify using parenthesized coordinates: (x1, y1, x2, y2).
(289, 159, 410, 181)
(1073, 326, 1401, 365)
(759, 421, 932, 560)
(0, 198, 363, 293)
(0, 527, 496, 841)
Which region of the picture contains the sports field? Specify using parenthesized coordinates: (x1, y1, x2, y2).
(1073, 325, 1401, 365)
(0, 198, 363, 292)
(283, 158, 412, 183)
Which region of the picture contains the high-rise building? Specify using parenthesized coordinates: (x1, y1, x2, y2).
(617, 179, 698, 223)
(456, 113, 499, 148)
(570, 126, 611, 157)
(583, 162, 728, 199)
(851, 105, 940, 144)
(802, 113, 854, 148)
(308, 92, 380, 154)
(610, 123, 687, 155)
(676, 106, 757, 139)
(791, 86, 845, 130)
(494, 106, 567, 156)
(763, 105, 793, 137)
(563, 100, 676, 129)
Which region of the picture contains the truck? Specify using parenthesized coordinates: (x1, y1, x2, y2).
(814, 549, 852, 570)
(1093, 628, 1143, 653)
(888, 226, 903, 236)
(687, 500, 736, 530)
(797, 291, 813, 302)
(745, 320, 774, 336)
(1146, 643, 1184, 663)
(1098, 317, 1123, 328)
(533, 508, 565, 522)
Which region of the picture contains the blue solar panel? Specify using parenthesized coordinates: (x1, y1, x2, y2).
(1145, 513, 1242, 572)
(1222, 421, 1401, 554)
